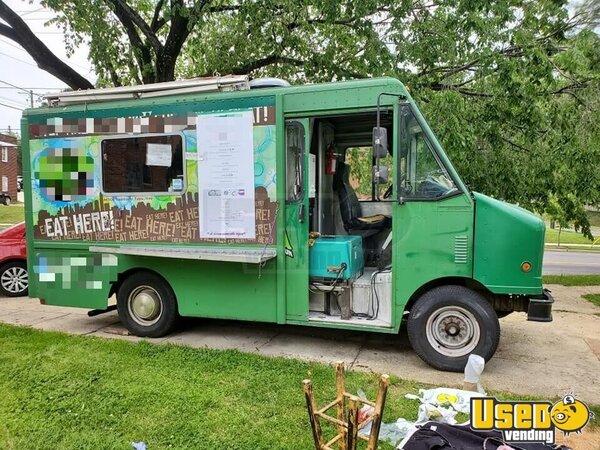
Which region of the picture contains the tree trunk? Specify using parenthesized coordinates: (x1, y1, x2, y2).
(155, 12, 190, 83)
(155, 51, 177, 82)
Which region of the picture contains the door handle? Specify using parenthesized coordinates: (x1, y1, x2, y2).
(298, 203, 305, 223)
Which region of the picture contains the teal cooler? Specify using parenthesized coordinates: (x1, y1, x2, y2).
(309, 235, 364, 280)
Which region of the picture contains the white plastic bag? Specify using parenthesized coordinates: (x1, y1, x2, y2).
(357, 389, 375, 437)
(415, 403, 458, 425)
(463, 354, 485, 393)
(378, 418, 418, 447)
(406, 387, 485, 414)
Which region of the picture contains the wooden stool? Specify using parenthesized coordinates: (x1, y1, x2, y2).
(303, 361, 389, 450)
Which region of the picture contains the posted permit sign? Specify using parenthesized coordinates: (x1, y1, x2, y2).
(470, 395, 593, 445)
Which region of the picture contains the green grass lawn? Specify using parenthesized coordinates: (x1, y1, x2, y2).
(582, 293, 600, 308)
(544, 274, 600, 286)
(586, 210, 600, 228)
(1, 324, 596, 450)
(0, 324, 423, 450)
(0, 204, 24, 225)
(545, 228, 594, 244)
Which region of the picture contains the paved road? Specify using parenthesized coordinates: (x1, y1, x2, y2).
(543, 250, 600, 275)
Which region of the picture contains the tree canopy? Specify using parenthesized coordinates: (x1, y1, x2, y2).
(1, 0, 599, 233)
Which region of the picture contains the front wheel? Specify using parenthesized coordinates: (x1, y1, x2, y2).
(117, 271, 179, 337)
(407, 285, 500, 372)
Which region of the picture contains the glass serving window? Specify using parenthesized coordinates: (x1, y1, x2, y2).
(101, 134, 184, 194)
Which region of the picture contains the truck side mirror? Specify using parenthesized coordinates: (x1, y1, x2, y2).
(373, 165, 389, 184)
(372, 127, 388, 158)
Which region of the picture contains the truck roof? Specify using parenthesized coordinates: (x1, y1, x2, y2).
(23, 76, 408, 118)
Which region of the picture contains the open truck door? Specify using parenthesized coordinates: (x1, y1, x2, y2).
(284, 119, 311, 320)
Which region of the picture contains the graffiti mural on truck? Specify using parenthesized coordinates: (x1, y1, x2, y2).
(29, 106, 277, 244)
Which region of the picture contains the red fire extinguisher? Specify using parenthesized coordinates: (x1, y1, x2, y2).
(326, 143, 337, 176)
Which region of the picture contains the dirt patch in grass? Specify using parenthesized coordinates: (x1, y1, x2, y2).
(555, 427, 600, 450)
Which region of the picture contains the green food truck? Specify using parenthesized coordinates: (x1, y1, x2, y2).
(21, 76, 553, 372)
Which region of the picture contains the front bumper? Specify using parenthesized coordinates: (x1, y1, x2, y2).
(527, 289, 554, 322)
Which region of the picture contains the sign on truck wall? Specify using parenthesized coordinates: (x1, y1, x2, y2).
(197, 110, 256, 240)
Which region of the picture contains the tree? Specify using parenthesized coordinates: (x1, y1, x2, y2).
(2, 0, 600, 233)
(0, 1, 93, 89)
(38, 0, 389, 87)
(403, 18, 600, 237)
(370, 0, 600, 236)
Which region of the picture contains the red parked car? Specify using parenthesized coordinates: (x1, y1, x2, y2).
(0, 222, 28, 297)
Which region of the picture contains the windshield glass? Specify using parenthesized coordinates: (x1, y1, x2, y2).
(399, 106, 458, 199)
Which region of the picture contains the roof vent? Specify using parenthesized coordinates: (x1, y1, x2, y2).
(249, 78, 290, 89)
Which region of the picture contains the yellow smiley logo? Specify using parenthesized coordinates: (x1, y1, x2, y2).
(550, 395, 593, 436)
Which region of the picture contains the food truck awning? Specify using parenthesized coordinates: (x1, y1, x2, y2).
(89, 245, 276, 264)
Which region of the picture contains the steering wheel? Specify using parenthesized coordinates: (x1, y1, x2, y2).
(382, 174, 411, 199)
(420, 175, 449, 197)
(383, 184, 393, 199)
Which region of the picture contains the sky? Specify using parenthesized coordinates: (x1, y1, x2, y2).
(0, 0, 95, 136)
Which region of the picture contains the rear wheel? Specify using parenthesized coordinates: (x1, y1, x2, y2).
(117, 271, 179, 337)
(0, 261, 28, 297)
(407, 285, 500, 372)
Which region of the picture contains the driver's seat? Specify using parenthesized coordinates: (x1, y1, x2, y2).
(332, 161, 391, 237)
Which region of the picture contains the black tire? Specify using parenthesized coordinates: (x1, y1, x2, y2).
(407, 285, 500, 372)
(0, 261, 28, 297)
(116, 271, 179, 337)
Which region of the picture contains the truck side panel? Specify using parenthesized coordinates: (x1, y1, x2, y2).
(24, 98, 280, 318)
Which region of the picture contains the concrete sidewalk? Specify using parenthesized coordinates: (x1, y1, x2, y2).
(1, 285, 599, 404)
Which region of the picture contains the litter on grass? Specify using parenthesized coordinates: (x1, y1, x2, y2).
(463, 354, 486, 393)
(374, 387, 487, 447)
(405, 387, 486, 414)
(360, 354, 489, 447)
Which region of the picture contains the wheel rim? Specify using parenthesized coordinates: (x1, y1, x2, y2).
(127, 286, 163, 326)
(425, 305, 480, 357)
(1, 266, 28, 294)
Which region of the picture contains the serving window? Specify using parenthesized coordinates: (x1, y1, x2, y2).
(101, 134, 184, 194)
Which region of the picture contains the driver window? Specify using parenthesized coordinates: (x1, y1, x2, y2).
(346, 147, 393, 201)
(399, 107, 457, 200)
